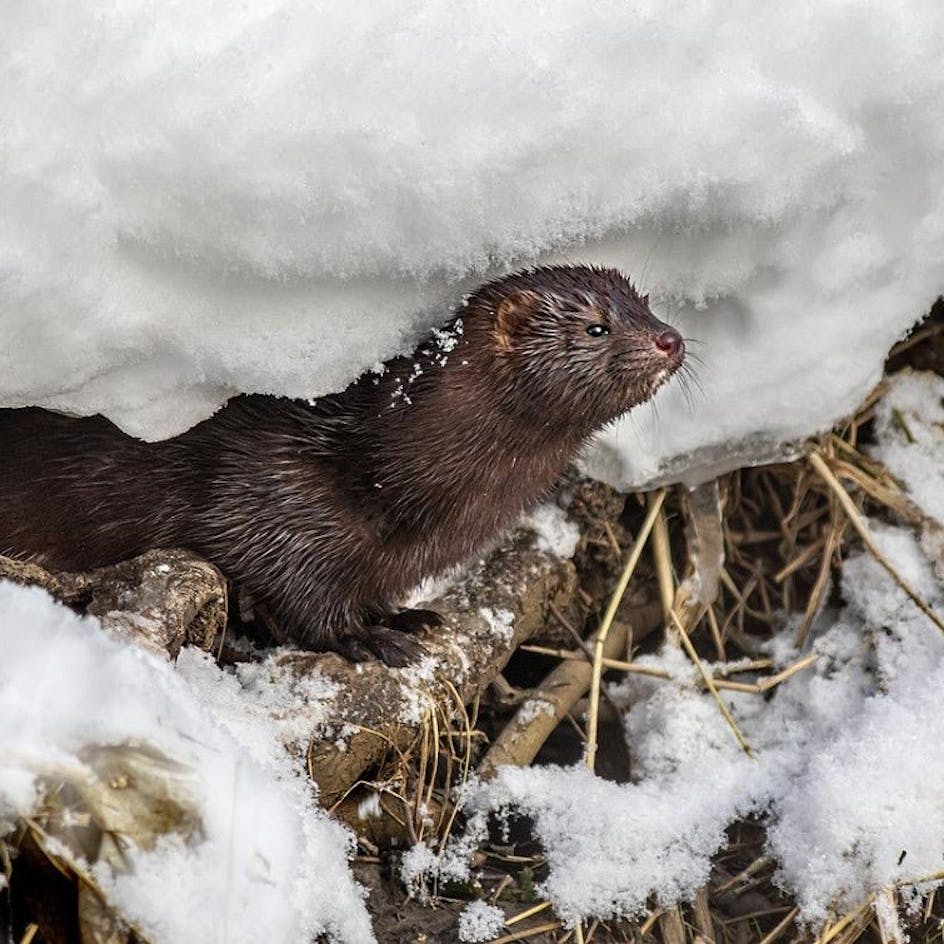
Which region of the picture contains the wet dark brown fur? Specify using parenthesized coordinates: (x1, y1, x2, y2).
(0, 265, 684, 665)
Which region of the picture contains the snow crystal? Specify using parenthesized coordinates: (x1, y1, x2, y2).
(400, 802, 491, 902)
(431, 321, 463, 354)
(872, 371, 944, 522)
(516, 698, 557, 726)
(458, 901, 506, 943)
(3, 3, 942, 489)
(0, 583, 374, 944)
(399, 841, 440, 899)
(521, 503, 581, 559)
(478, 607, 515, 643)
(395, 655, 440, 725)
(175, 647, 339, 764)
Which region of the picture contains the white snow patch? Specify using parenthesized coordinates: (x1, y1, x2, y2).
(478, 607, 515, 643)
(872, 370, 944, 523)
(175, 647, 339, 764)
(399, 841, 440, 899)
(399, 799, 490, 901)
(395, 655, 440, 725)
(521, 504, 581, 560)
(458, 900, 506, 943)
(516, 698, 557, 726)
(2, 4, 943, 487)
(0, 583, 374, 944)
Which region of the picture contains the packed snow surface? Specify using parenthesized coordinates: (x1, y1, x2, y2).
(4, 2, 944, 485)
(0, 585, 374, 944)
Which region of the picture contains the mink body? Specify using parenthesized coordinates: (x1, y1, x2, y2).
(0, 266, 684, 665)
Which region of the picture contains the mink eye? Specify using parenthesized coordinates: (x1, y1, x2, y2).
(586, 324, 609, 337)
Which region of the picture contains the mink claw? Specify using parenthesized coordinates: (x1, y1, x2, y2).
(363, 626, 428, 668)
(335, 625, 428, 668)
(335, 634, 375, 663)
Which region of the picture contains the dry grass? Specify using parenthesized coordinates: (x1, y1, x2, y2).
(585, 488, 667, 772)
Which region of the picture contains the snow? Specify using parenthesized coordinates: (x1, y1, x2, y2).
(395, 655, 441, 725)
(458, 901, 506, 943)
(521, 504, 581, 560)
(478, 606, 515, 644)
(450, 518, 944, 927)
(0, 584, 374, 944)
(3, 2, 943, 488)
(871, 371, 944, 523)
(768, 524, 944, 921)
(399, 842, 441, 900)
(516, 698, 557, 726)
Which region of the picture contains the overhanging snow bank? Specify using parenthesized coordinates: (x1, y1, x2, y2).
(3, 2, 943, 486)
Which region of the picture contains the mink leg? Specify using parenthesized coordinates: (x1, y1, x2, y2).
(336, 625, 427, 668)
(332, 605, 438, 666)
(384, 608, 444, 633)
(259, 579, 432, 665)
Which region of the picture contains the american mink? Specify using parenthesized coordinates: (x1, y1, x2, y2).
(0, 265, 684, 665)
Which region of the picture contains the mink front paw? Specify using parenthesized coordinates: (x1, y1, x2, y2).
(384, 608, 444, 634)
(337, 625, 428, 668)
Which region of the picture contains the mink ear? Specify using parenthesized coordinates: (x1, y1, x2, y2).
(494, 290, 538, 351)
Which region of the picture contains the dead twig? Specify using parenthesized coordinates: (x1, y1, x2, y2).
(586, 489, 668, 772)
(671, 611, 754, 757)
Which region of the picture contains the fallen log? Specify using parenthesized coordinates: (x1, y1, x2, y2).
(0, 549, 226, 658)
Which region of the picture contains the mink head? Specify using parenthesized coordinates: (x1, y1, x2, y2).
(469, 265, 685, 430)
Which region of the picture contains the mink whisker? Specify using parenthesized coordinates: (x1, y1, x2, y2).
(675, 371, 698, 416)
(679, 362, 706, 399)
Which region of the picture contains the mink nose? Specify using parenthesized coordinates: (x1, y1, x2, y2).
(654, 329, 684, 359)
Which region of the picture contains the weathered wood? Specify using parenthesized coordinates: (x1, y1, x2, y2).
(0, 549, 226, 658)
